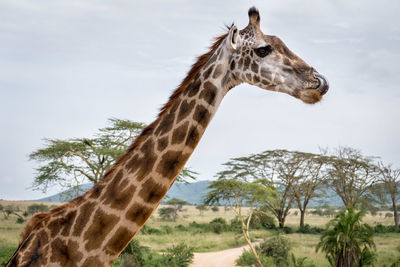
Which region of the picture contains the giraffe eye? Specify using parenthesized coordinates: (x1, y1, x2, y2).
(254, 45, 272, 58)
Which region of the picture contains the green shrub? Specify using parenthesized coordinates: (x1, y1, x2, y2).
(236, 249, 275, 266)
(140, 225, 163, 235)
(251, 211, 276, 229)
(16, 217, 25, 224)
(282, 226, 293, 234)
(175, 224, 187, 231)
(230, 217, 242, 232)
(210, 217, 228, 225)
(209, 217, 229, 234)
(160, 225, 173, 234)
(211, 206, 219, 212)
(27, 204, 49, 215)
(209, 222, 224, 234)
(297, 224, 325, 234)
(120, 241, 193, 267)
(161, 243, 194, 267)
(287, 253, 316, 267)
(259, 235, 291, 264)
(373, 224, 400, 233)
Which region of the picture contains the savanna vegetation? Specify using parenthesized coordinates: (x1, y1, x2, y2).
(1, 119, 399, 266)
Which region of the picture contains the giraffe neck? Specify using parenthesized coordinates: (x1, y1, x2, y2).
(91, 41, 236, 263)
(8, 37, 238, 267)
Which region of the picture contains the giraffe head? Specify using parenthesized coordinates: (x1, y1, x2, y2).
(226, 7, 329, 104)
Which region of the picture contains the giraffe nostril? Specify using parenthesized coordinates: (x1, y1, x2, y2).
(315, 73, 329, 95)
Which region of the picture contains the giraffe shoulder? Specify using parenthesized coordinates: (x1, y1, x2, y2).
(19, 212, 49, 244)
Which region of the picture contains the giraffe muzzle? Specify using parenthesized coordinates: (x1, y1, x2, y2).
(315, 73, 329, 95)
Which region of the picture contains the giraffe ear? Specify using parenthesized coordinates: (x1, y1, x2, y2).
(227, 25, 239, 51)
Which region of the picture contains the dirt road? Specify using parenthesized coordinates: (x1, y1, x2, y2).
(190, 243, 257, 267)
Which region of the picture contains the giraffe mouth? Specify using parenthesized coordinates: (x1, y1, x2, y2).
(315, 73, 329, 95)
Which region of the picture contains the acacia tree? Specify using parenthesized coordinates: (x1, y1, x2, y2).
(291, 153, 328, 227)
(325, 147, 380, 209)
(226, 150, 310, 228)
(30, 118, 197, 198)
(164, 198, 188, 221)
(204, 177, 275, 267)
(378, 162, 400, 228)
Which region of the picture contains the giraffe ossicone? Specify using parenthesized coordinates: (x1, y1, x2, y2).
(7, 7, 328, 267)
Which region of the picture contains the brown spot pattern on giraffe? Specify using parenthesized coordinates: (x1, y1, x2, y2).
(125, 141, 157, 181)
(171, 121, 189, 145)
(105, 227, 135, 255)
(193, 105, 211, 128)
(50, 238, 82, 267)
(185, 79, 201, 97)
(156, 150, 187, 179)
(72, 202, 95, 236)
(21, 231, 48, 267)
(200, 81, 217, 105)
(244, 56, 251, 70)
(125, 203, 153, 225)
(154, 112, 175, 136)
(185, 126, 200, 149)
(212, 64, 223, 79)
(246, 73, 252, 81)
(84, 208, 119, 251)
(203, 65, 214, 80)
(102, 169, 137, 210)
(177, 99, 195, 122)
(89, 183, 105, 199)
(251, 62, 259, 73)
(139, 178, 168, 204)
(157, 136, 168, 151)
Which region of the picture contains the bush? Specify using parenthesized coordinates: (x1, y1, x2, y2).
(160, 225, 173, 234)
(236, 249, 274, 266)
(161, 243, 194, 267)
(120, 241, 193, 267)
(27, 204, 49, 215)
(282, 226, 293, 234)
(209, 217, 229, 234)
(211, 206, 219, 212)
(373, 224, 400, 233)
(251, 211, 276, 229)
(209, 222, 224, 234)
(158, 207, 176, 221)
(16, 217, 25, 224)
(259, 235, 291, 264)
(297, 224, 325, 234)
(175, 224, 187, 231)
(140, 225, 162, 235)
(385, 212, 394, 218)
(288, 253, 316, 267)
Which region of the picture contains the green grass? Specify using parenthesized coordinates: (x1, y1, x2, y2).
(1, 201, 399, 266)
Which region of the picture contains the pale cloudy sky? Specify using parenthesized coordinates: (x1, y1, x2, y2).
(0, 0, 399, 200)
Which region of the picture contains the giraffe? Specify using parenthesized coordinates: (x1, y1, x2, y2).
(7, 7, 328, 267)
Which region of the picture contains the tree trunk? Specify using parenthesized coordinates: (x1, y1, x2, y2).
(242, 228, 262, 267)
(392, 197, 399, 228)
(300, 209, 305, 228)
(278, 216, 285, 229)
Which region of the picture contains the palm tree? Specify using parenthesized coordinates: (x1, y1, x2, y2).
(316, 208, 376, 267)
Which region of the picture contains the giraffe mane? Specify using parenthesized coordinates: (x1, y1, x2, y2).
(18, 31, 229, 246)
(103, 31, 229, 177)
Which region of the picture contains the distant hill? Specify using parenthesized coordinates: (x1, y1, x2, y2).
(34, 180, 345, 207)
(35, 180, 212, 205)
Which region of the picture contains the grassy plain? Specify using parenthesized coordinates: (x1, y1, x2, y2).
(0, 201, 399, 266)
